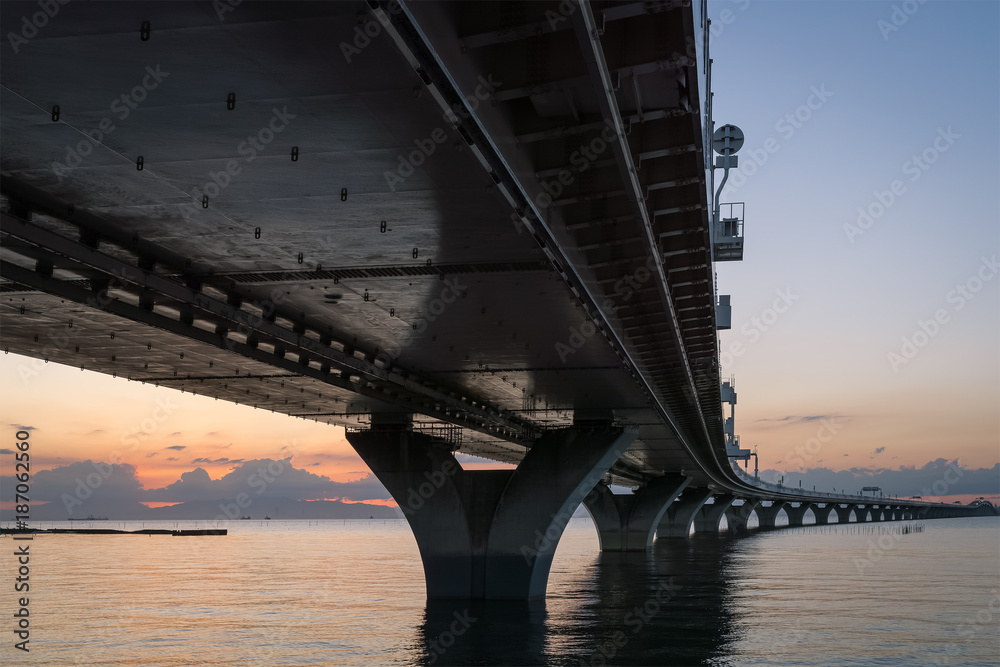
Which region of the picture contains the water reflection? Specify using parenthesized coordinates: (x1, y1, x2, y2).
(418, 533, 742, 666)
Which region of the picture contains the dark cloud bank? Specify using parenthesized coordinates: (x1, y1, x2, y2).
(3, 457, 996, 521)
(1, 458, 398, 520)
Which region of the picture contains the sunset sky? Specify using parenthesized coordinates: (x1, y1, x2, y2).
(1, 1, 997, 506)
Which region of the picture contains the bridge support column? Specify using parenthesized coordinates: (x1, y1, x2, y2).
(812, 504, 831, 525)
(693, 495, 735, 533)
(724, 499, 759, 535)
(656, 487, 714, 538)
(756, 501, 787, 529)
(870, 506, 883, 522)
(785, 503, 811, 527)
(834, 504, 853, 523)
(855, 506, 870, 522)
(346, 423, 635, 599)
(583, 475, 690, 551)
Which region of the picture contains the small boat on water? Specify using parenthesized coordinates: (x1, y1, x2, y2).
(264, 516, 271, 520)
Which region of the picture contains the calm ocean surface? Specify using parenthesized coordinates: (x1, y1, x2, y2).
(1, 516, 997, 666)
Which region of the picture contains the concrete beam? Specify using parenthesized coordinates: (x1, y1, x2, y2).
(656, 487, 714, 538)
(583, 474, 690, 551)
(346, 424, 636, 600)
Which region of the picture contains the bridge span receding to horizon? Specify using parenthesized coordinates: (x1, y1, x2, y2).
(1, 0, 993, 600)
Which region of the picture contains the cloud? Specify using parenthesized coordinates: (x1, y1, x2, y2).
(146, 452, 158, 458)
(141, 459, 390, 504)
(169, 432, 182, 437)
(1, 460, 144, 503)
(0, 449, 14, 455)
(757, 459, 1000, 497)
(10, 424, 36, 431)
(191, 457, 245, 465)
(756, 415, 834, 424)
(165, 445, 186, 451)
(873, 447, 887, 455)
(166, 457, 179, 461)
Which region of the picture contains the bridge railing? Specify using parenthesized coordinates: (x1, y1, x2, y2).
(729, 460, 892, 502)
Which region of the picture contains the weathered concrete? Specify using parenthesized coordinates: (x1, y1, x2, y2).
(656, 487, 715, 538)
(583, 475, 690, 551)
(693, 495, 735, 533)
(346, 424, 636, 599)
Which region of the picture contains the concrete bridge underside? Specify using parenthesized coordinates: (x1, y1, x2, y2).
(1, 1, 993, 600)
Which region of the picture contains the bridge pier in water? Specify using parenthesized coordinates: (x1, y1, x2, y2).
(656, 487, 714, 538)
(813, 504, 832, 525)
(693, 495, 735, 533)
(583, 475, 690, 551)
(784, 503, 811, 527)
(724, 500, 759, 535)
(755, 501, 786, 529)
(345, 418, 635, 600)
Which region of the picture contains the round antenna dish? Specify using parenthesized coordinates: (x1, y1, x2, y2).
(713, 124, 744, 154)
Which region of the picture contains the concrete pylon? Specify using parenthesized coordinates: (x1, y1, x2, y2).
(854, 505, 870, 523)
(812, 503, 831, 525)
(724, 499, 760, 535)
(346, 424, 636, 600)
(583, 475, 690, 551)
(656, 487, 714, 538)
(869, 506, 883, 522)
(833, 504, 854, 524)
(693, 495, 735, 533)
(755, 501, 787, 529)
(784, 502, 811, 527)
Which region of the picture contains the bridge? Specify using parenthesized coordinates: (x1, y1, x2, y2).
(1, 1, 992, 600)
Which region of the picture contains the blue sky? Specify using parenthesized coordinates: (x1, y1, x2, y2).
(708, 0, 999, 473)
